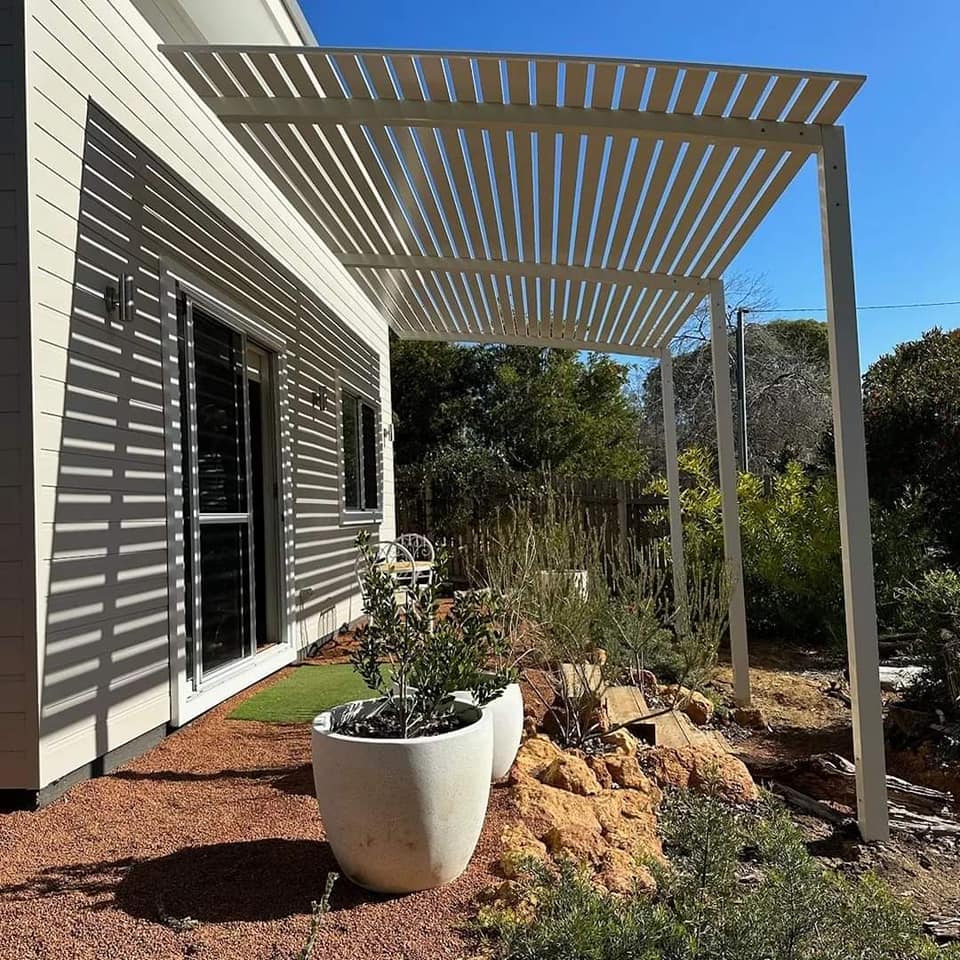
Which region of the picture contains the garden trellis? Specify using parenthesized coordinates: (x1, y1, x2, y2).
(161, 45, 887, 841)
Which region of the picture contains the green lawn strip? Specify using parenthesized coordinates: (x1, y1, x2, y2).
(230, 663, 382, 723)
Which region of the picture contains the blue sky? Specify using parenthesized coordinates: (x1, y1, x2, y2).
(302, 0, 959, 369)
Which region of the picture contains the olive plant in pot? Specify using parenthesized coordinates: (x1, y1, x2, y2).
(311, 533, 508, 894)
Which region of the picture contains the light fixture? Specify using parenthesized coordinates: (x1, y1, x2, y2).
(104, 274, 135, 323)
(312, 385, 329, 412)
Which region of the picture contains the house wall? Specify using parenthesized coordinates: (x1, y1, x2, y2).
(23, 0, 395, 792)
(0, 0, 39, 792)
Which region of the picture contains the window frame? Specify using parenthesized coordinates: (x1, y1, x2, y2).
(338, 377, 383, 524)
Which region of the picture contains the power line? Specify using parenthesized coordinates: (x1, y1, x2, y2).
(750, 299, 960, 314)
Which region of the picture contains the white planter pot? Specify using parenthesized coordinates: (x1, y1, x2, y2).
(311, 698, 493, 894)
(538, 568, 589, 599)
(456, 682, 524, 780)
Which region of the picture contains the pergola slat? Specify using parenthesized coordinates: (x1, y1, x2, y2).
(160, 44, 865, 355)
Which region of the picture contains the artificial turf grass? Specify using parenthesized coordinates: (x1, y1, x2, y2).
(229, 663, 379, 723)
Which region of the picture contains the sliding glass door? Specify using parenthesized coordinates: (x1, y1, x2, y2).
(178, 296, 279, 685)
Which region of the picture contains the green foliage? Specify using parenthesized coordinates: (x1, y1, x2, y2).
(351, 532, 509, 737)
(479, 792, 958, 960)
(864, 328, 960, 562)
(652, 449, 845, 645)
(897, 568, 960, 718)
(391, 341, 649, 482)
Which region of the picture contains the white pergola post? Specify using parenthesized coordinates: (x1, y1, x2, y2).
(708, 280, 751, 706)
(818, 124, 889, 842)
(660, 348, 687, 610)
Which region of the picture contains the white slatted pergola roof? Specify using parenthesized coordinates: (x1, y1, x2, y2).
(162, 44, 890, 845)
(160, 46, 863, 356)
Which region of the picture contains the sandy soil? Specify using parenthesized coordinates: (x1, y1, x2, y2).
(0, 671, 509, 960)
(713, 640, 960, 919)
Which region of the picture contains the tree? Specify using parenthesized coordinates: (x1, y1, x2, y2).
(863, 327, 960, 560)
(642, 317, 832, 474)
(390, 341, 649, 481)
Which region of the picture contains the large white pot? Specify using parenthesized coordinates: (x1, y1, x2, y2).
(311, 698, 493, 894)
(456, 682, 524, 780)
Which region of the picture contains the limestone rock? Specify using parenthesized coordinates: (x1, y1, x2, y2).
(512, 735, 564, 781)
(684, 692, 715, 726)
(542, 753, 603, 796)
(597, 847, 657, 895)
(733, 705, 768, 730)
(645, 742, 759, 805)
(587, 754, 614, 790)
(499, 822, 548, 878)
(544, 822, 606, 863)
(638, 669, 659, 693)
(601, 753, 656, 791)
(659, 685, 713, 724)
(601, 727, 640, 756)
(594, 790, 662, 862)
(512, 777, 604, 841)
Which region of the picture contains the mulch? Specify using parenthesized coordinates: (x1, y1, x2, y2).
(0, 667, 510, 960)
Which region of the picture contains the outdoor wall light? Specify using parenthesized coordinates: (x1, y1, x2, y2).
(312, 386, 329, 412)
(104, 274, 136, 323)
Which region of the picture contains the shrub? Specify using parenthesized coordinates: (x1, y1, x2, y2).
(350, 532, 509, 737)
(475, 495, 729, 745)
(478, 791, 958, 960)
(864, 328, 960, 564)
(652, 450, 844, 645)
(897, 567, 960, 718)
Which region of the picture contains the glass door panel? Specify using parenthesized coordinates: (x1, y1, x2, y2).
(179, 298, 262, 684)
(198, 523, 250, 672)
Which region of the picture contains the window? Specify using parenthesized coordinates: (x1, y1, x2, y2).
(342, 391, 379, 512)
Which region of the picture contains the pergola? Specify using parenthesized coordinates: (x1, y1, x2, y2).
(160, 45, 888, 840)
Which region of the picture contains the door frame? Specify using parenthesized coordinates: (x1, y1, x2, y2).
(160, 264, 296, 726)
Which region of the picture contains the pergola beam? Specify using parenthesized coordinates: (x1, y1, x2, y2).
(210, 97, 824, 150)
(340, 254, 709, 296)
(392, 327, 660, 357)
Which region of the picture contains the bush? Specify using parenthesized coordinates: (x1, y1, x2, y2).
(864, 328, 960, 564)
(351, 532, 510, 737)
(652, 449, 845, 645)
(897, 567, 960, 718)
(479, 791, 958, 960)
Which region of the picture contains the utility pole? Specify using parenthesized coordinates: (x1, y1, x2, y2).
(734, 307, 750, 472)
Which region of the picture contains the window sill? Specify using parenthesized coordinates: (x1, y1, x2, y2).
(340, 511, 383, 527)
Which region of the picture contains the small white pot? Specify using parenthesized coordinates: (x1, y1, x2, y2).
(456, 682, 524, 780)
(538, 568, 589, 599)
(311, 698, 493, 894)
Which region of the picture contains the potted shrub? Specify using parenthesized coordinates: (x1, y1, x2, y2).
(311, 534, 508, 894)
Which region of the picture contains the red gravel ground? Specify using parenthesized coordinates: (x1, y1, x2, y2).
(0, 668, 510, 960)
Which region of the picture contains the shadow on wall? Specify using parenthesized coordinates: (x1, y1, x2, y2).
(39, 101, 172, 778)
(38, 97, 384, 783)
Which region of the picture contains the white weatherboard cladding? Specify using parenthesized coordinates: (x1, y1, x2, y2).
(24, 0, 394, 789)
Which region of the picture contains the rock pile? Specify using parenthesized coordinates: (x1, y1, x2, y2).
(500, 735, 663, 894)
(496, 730, 761, 896)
